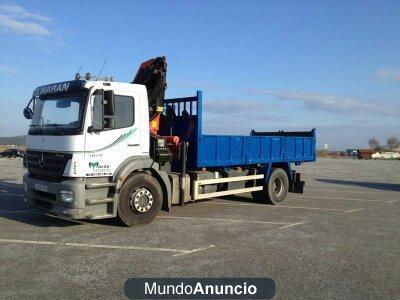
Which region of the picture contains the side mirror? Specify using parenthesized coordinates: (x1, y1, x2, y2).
(23, 107, 33, 119)
(104, 90, 115, 129)
(23, 96, 37, 119)
(104, 90, 115, 116)
(89, 89, 116, 132)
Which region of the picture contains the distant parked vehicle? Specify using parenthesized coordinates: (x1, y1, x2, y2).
(372, 152, 400, 160)
(357, 149, 374, 160)
(0, 149, 24, 158)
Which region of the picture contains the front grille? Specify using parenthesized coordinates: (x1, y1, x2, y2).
(32, 189, 57, 211)
(34, 190, 57, 201)
(33, 198, 53, 210)
(27, 151, 72, 181)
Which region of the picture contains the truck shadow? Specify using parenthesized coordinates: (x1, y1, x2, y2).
(216, 194, 259, 203)
(315, 179, 400, 192)
(0, 180, 122, 228)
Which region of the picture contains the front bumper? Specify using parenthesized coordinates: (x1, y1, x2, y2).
(23, 173, 86, 219)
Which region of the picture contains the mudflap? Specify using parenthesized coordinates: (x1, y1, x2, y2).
(289, 172, 305, 194)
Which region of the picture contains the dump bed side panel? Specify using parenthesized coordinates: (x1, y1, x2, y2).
(197, 134, 316, 168)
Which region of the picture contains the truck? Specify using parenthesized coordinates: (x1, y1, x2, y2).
(22, 57, 316, 226)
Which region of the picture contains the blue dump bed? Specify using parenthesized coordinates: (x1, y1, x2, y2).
(163, 91, 316, 170)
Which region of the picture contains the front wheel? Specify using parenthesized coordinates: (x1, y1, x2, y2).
(252, 168, 289, 205)
(117, 172, 163, 226)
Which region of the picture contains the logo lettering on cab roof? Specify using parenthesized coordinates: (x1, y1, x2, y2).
(33, 82, 71, 96)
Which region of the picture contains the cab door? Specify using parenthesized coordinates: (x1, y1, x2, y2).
(83, 89, 141, 177)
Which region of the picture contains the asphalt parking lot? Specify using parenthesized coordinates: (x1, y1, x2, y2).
(0, 158, 399, 299)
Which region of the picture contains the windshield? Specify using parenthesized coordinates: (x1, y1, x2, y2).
(29, 92, 87, 135)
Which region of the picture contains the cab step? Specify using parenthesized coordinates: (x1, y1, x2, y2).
(85, 182, 116, 189)
(85, 197, 114, 205)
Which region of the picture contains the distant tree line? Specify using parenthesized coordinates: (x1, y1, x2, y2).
(368, 136, 400, 151)
(0, 135, 26, 146)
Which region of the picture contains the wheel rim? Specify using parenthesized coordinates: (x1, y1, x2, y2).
(129, 187, 154, 213)
(272, 177, 284, 197)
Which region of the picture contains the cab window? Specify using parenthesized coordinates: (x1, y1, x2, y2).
(92, 94, 135, 130)
(113, 95, 134, 129)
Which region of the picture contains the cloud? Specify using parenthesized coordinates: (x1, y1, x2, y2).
(375, 68, 400, 82)
(170, 81, 215, 88)
(202, 99, 283, 135)
(204, 99, 277, 115)
(0, 3, 52, 36)
(246, 89, 400, 117)
(0, 3, 51, 22)
(0, 64, 17, 74)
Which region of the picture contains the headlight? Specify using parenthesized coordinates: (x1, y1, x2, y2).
(60, 190, 75, 203)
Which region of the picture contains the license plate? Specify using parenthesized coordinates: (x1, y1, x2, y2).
(35, 183, 48, 192)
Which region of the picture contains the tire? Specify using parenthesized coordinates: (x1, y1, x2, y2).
(117, 172, 163, 226)
(257, 168, 289, 205)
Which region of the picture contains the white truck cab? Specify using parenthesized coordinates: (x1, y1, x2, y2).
(23, 79, 172, 225)
(27, 80, 150, 177)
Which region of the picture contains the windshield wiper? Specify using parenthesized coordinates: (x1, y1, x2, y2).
(29, 125, 42, 134)
(43, 124, 66, 135)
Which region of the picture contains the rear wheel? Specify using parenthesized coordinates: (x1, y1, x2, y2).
(117, 172, 163, 226)
(252, 168, 289, 205)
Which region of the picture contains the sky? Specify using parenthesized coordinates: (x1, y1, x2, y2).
(0, 0, 399, 150)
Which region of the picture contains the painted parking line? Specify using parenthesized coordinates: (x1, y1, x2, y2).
(278, 222, 306, 229)
(343, 208, 363, 214)
(0, 238, 214, 257)
(158, 215, 303, 229)
(386, 200, 399, 203)
(0, 238, 56, 245)
(200, 201, 358, 213)
(173, 245, 216, 257)
(291, 195, 383, 203)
